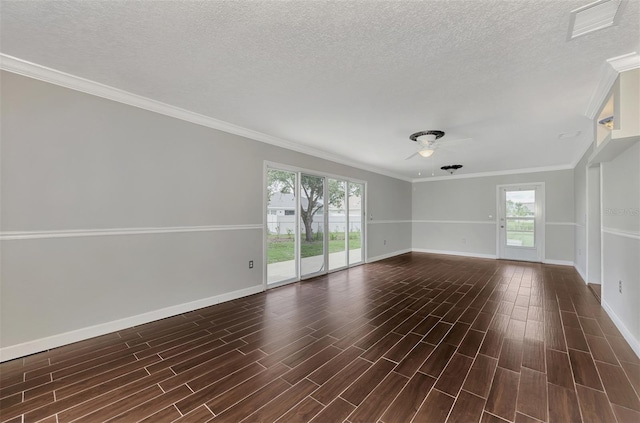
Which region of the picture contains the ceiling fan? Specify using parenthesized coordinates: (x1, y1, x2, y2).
(405, 130, 471, 160)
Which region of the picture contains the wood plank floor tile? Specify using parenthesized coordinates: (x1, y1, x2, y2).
(522, 339, 546, 373)
(73, 385, 164, 423)
(380, 371, 436, 423)
(595, 361, 640, 412)
(579, 317, 605, 337)
(480, 330, 505, 358)
(458, 329, 486, 358)
(176, 363, 266, 415)
(172, 405, 214, 423)
(575, 385, 616, 423)
(607, 336, 640, 364)
(107, 385, 191, 423)
(56, 369, 174, 423)
(210, 377, 291, 422)
(434, 353, 474, 397)
(485, 367, 520, 421)
(383, 333, 422, 363)
(548, 383, 581, 423)
(419, 342, 457, 378)
(346, 372, 408, 423)
(205, 363, 290, 415)
(308, 345, 362, 385)
(2, 253, 638, 423)
(565, 327, 590, 352)
(341, 358, 395, 406)
(585, 334, 618, 365)
(498, 339, 523, 372)
(620, 360, 640, 395)
(138, 405, 183, 423)
(472, 312, 494, 332)
(514, 412, 543, 423)
(516, 367, 547, 422)
(360, 332, 403, 363)
(463, 354, 499, 398)
(447, 390, 485, 423)
(481, 411, 511, 423)
(394, 342, 434, 378)
(611, 404, 640, 423)
(412, 389, 455, 423)
(309, 397, 354, 423)
(311, 357, 372, 406)
(241, 378, 318, 423)
(274, 397, 324, 423)
(569, 348, 603, 390)
(546, 348, 575, 391)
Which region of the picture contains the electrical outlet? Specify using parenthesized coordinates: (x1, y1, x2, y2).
(249, 260, 254, 269)
(619, 280, 622, 294)
(462, 238, 467, 244)
(383, 239, 387, 245)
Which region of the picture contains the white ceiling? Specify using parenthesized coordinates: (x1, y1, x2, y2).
(1, 1, 639, 181)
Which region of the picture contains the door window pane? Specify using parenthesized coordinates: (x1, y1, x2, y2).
(267, 169, 297, 284)
(506, 190, 535, 217)
(506, 219, 535, 247)
(505, 189, 535, 248)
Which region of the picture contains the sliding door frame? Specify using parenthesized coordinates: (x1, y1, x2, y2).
(263, 161, 367, 290)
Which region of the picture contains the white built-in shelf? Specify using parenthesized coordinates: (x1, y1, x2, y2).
(589, 68, 639, 165)
(589, 131, 639, 164)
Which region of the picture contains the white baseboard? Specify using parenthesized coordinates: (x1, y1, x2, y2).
(412, 248, 497, 260)
(602, 300, 640, 359)
(0, 284, 264, 362)
(574, 265, 587, 284)
(366, 249, 412, 263)
(542, 259, 575, 267)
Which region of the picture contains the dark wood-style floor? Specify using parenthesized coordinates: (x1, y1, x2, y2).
(1, 253, 639, 423)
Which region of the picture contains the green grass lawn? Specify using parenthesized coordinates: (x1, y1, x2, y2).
(506, 231, 534, 247)
(267, 234, 361, 264)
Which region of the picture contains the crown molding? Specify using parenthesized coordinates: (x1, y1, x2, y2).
(0, 54, 412, 183)
(584, 61, 620, 120)
(411, 164, 574, 183)
(607, 51, 640, 72)
(585, 52, 640, 120)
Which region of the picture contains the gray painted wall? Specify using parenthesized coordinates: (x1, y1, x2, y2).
(0, 71, 412, 349)
(601, 141, 640, 348)
(412, 170, 575, 261)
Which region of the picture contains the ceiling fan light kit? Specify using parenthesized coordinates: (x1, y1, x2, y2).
(418, 149, 434, 157)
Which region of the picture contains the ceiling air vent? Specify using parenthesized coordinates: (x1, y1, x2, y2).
(568, 0, 623, 40)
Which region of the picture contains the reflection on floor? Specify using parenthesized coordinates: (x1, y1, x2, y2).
(267, 248, 362, 284)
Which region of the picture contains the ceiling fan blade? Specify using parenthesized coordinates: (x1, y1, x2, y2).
(404, 151, 419, 160)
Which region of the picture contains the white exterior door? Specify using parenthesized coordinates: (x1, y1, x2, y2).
(497, 184, 545, 262)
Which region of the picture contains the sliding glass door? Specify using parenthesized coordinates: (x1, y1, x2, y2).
(300, 174, 325, 278)
(266, 169, 297, 284)
(266, 165, 365, 286)
(348, 182, 364, 265)
(328, 179, 347, 271)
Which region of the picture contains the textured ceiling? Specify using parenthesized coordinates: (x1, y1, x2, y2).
(1, 0, 639, 180)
